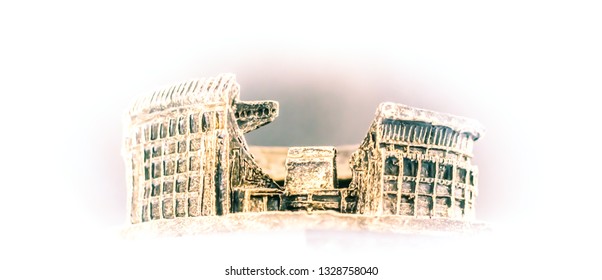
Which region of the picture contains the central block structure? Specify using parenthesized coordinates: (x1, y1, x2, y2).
(284, 146, 338, 191)
(282, 147, 356, 212)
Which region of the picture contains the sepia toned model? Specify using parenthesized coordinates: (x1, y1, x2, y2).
(122, 74, 485, 236)
(350, 103, 482, 219)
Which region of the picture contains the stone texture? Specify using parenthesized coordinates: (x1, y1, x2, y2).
(122, 73, 486, 235)
(121, 212, 490, 239)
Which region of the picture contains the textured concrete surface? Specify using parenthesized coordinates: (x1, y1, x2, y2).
(121, 211, 489, 239)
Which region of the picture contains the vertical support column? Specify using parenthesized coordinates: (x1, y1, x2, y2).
(433, 158, 439, 217)
(395, 150, 403, 215)
(215, 130, 230, 215)
(244, 191, 251, 212)
(414, 156, 422, 217)
(376, 153, 383, 215)
(141, 124, 152, 222)
(452, 160, 457, 218)
(201, 133, 216, 216)
(464, 164, 473, 220)
(447, 150, 455, 219)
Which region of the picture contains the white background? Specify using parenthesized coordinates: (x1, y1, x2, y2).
(1, 0, 600, 279)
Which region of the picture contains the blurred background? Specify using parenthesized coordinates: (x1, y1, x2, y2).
(1, 0, 600, 278)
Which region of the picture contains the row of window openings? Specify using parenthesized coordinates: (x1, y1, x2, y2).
(142, 176, 203, 198)
(382, 195, 471, 216)
(143, 112, 224, 141)
(144, 157, 203, 180)
(139, 197, 469, 221)
(140, 183, 474, 208)
(242, 195, 281, 212)
(143, 138, 204, 160)
(234, 106, 276, 119)
(389, 195, 469, 207)
(140, 197, 205, 221)
(384, 157, 475, 185)
(383, 181, 474, 199)
(379, 143, 468, 164)
(138, 196, 471, 220)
